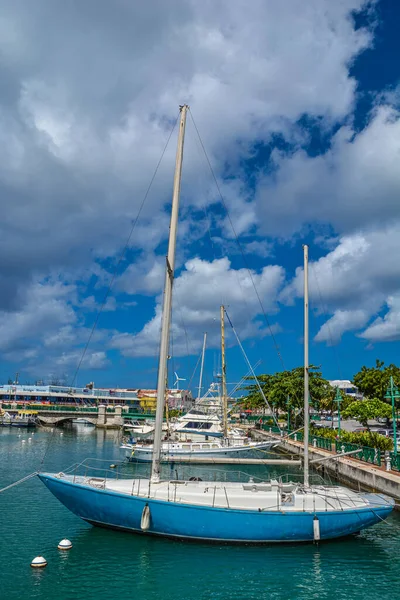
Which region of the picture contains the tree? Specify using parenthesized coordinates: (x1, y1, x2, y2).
(353, 360, 400, 402)
(318, 387, 355, 426)
(342, 399, 392, 429)
(240, 373, 276, 410)
(241, 365, 333, 426)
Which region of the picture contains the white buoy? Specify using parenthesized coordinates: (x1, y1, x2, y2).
(28, 438, 32, 442)
(60, 432, 63, 436)
(140, 504, 151, 531)
(31, 556, 47, 568)
(22, 440, 26, 444)
(313, 516, 321, 542)
(57, 539, 72, 550)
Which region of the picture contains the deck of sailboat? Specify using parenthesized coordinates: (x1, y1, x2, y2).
(46, 473, 389, 512)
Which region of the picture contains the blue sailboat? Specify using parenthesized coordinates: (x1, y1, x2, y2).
(39, 105, 393, 543)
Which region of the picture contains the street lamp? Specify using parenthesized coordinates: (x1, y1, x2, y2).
(334, 387, 342, 439)
(384, 376, 400, 457)
(286, 395, 290, 433)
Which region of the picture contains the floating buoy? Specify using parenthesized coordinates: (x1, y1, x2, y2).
(28, 438, 32, 442)
(60, 433, 63, 436)
(57, 539, 72, 550)
(313, 516, 321, 542)
(110, 464, 116, 469)
(141, 504, 151, 531)
(22, 440, 26, 444)
(31, 556, 47, 568)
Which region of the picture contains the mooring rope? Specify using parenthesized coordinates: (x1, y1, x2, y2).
(0, 471, 38, 493)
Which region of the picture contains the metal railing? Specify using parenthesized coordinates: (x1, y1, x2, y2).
(311, 436, 333, 451)
(390, 452, 400, 472)
(335, 441, 381, 467)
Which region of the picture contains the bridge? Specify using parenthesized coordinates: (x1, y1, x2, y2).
(0, 403, 156, 429)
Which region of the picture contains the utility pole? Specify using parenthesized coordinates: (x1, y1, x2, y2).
(385, 376, 400, 457)
(334, 387, 342, 439)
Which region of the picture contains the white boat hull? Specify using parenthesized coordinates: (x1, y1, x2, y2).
(128, 440, 276, 462)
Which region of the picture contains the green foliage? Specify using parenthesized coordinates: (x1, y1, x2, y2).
(167, 408, 181, 418)
(342, 399, 392, 428)
(353, 359, 400, 402)
(241, 365, 332, 413)
(309, 425, 393, 451)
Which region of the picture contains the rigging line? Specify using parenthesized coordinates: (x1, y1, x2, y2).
(69, 114, 179, 388)
(188, 108, 285, 371)
(309, 262, 344, 381)
(187, 348, 203, 392)
(39, 115, 180, 468)
(224, 308, 281, 431)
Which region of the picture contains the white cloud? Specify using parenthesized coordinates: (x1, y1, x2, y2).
(111, 256, 285, 357)
(254, 105, 400, 237)
(281, 225, 400, 344)
(314, 310, 369, 344)
(0, 0, 374, 290)
(360, 295, 400, 342)
(0, 0, 395, 372)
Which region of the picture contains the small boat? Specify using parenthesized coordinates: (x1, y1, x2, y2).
(72, 418, 95, 426)
(129, 437, 277, 462)
(0, 412, 12, 426)
(39, 105, 394, 543)
(123, 420, 157, 439)
(11, 412, 37, 428)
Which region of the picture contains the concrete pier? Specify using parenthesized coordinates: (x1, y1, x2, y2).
(253, 429, 400, 505)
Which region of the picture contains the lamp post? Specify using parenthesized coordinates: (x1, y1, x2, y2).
(334, 387, 342, 439)
(384, 376, 400, 457)
(286, 395, 290, 433)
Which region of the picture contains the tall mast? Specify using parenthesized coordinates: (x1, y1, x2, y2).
(303, 244, 310, 488)
(197, 332, 207, 400)
(151, 105, 188, 483)
(220, 305, 228, 439)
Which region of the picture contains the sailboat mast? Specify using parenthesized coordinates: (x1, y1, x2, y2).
(151, 105, 188, 483)
(197, 332, 207, 400)
(303, 244, 310, 487)
(220, 305, 228, 439)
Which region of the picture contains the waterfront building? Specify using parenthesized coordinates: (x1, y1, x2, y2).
(328, 380, 362, 398)
(0, 384, 193, 412)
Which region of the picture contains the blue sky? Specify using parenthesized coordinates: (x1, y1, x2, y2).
(0, 0, 399, 391)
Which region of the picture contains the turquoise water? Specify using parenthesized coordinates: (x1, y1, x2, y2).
(1, 425, 400, 600)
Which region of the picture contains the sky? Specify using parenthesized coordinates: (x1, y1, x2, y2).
(0, 0, 399, 391)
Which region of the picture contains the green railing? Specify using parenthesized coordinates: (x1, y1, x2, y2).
(261, 425, 282, 434)
(390, 453, 400, 472)
(123, 413, 157, 420)
(312, 436, 332, 451)
(335, 441, 381, 467)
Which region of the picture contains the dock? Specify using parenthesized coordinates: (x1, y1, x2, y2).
(162, 457, 301, 465)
